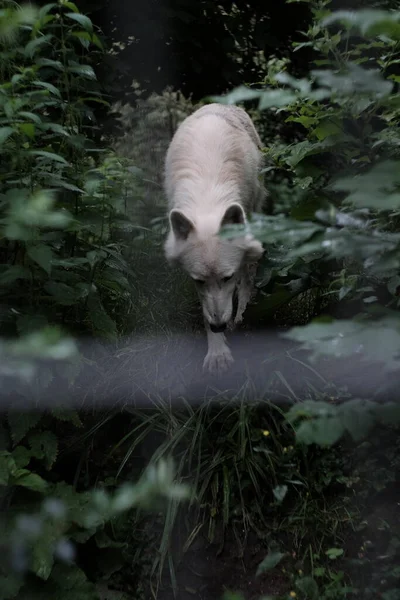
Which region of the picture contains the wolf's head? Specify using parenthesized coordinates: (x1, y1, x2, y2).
(164, 203, 263, 332)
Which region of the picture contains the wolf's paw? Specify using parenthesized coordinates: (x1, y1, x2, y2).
(227, 319, 237, 331)
(203, 348, 234, 374)
(233, 312, 244, 327)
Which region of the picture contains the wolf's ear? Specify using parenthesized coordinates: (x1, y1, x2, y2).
(170, 209, 194, 241)
(221, 203, 246, 228)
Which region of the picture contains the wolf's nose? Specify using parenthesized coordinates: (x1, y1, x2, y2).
(210, 322, 227, 333)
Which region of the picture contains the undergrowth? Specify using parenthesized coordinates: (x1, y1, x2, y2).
(1, 0, 400, 600)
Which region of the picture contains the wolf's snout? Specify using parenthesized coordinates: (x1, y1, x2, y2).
(209, 322, 227, 333)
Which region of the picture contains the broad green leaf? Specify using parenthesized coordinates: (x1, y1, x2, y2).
(259, 89, 298, 110)
(0, 573, 23, 598)
(330, 160, 400, 210)
(32, 537, 55, 580)
(339, 399, 375, 441)
(323, 10, 400, 40)
(283, 318, 400, 371)
(32, 80, 61, 96)
(19, 122, 35, 138)
(62, 1, 79, 12)
(0, 265, 30, 285)
(256, 551, 285, 576)
(29, 150, 69, 165)
(12, 470, 48, 493)
(296, 576, 319, 600)
(9, 327, 77, 361)
(17, 314, 49, 335)
(24, 33, 52, 57)
(273, 485, 288, 504)
(325, 547, 344, 559)
(91, 33, 103, 49)
(52, 257, 89, 267)
(12, 446, 32, 469)
(44, 281, 84, 305)
(313, 120, 343, 141)
(296, 416, 345, 446)
(47, 564, 97, 597)
(67, 64, 96, 80)
(7, 412, 42, 444)
(0, 452, 13, 484)
(36, 57, 64, 70)
(27, 244, 53, 274)
(66, 12, 93, 31)
(87, 293, 118, 340)
(28, 431, 59, 469)
(71, 30, 91, 48)
(19, 111, 42, 124)
(0, 126, 14, 144)
(210, 85, 261, 105)
(38, 3, 57, 19)
(51, 407, 82, 428)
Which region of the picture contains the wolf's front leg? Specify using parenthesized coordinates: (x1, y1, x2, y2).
(203, 320, 234, 374)
(234, 263, 258, 326)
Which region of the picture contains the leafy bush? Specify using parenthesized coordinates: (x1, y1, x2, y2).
(0, 4, 191, 599)
(216, 1, 400, 376)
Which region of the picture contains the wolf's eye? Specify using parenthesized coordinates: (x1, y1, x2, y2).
(222, 274, 234, 283)
(194, 278, 205, 285)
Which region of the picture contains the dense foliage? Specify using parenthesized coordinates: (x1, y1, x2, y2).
(2, 0, 400, 600)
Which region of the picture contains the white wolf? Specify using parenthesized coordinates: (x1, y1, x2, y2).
(164, 103, 265, 373)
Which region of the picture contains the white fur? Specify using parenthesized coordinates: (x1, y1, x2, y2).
(164, 104, 265, 373)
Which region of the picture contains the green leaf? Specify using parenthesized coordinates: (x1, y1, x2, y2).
(28, 431, 59, 469)
(63, 1, 79, 12)
(330, 161, 400, 210)
(322, 10, 400, 40)
(0, 452, 12, 485)
(66, 12, 93, 31)
(339, 399, 375, 441)
(49, 564, 97, 597)
(19, 122, 35, 138)
(209, 85, 261, 105)
(36, 57, 64, 70)
(256, 551, 285, 576)
(71, 30, 91, 48)
(87, 293, 118, 341)
(296, 416, 345, 446)
(67, 64, 96, 80)
(17, 314, 49, 335)
(12, 470, 48, 493)
(91, 33, 103, 49)
(259, 89, 298, 110)
(325, 547, 344, 560)
(273, 485, 288, 504)
(32, 80, 61, 96)
(0, 266, 30, 285)
(7, 411, 42, 444)
(44, 281, 84, 305)
(51, 408, 82, 428)
(296, 576, 319, 599)
(32, 537, 54, 580)
(27, 244, 53, 274)
(19, 111, 42, 124)
(0, 573, 23, 599)
(0, 126, 14, 144)
(284, 318, 400, 371)
(38, 3, 57, 20)
(12, 446, 32, 469)
(29, 150, 69, 165)
(24, 33, 52, 57)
